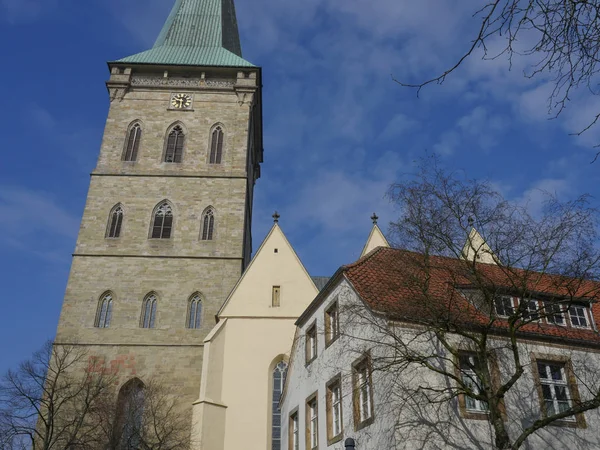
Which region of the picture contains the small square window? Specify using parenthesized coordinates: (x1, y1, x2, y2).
(523, 299, 540, 322)
(543, 301, 565, 325)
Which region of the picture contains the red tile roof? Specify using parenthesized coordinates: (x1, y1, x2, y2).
(343, 247, 600, 346)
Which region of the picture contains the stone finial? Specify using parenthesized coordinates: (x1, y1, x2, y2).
(371, 213, 379, 225)
(272, 211, 280, 223)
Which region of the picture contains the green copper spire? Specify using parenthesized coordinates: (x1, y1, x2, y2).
(115, 0, 254, 67)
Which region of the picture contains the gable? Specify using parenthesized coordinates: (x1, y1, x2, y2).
(360, 224, 390, 257)
(218, 225, 319, 317)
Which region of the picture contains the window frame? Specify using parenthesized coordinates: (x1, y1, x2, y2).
(530, 353, 586, 428)
(94, 292, 113, 328)
(201, 207, 215, 241)
(140, 293, 157, 329)
(305, 392, 319, 450)
(272, 286, 281, 308)
(522, 298, 541, 322)
(352, 353, 374, 430)
(493, 295, 515, 318)
(305, 322, 317, 365)
(568, 304, 592, 329)
(326, 374, 343, 445)
(289, 408, 299, 450)
(187, 293, 203, 329)
(542, 300, 566, 326)
(122, 122, 142, 162)
(163, 125, 185, 163)
(456, 352, 489, 418)
(324, 300, 340, 347)
(208, 124, 225, 164)
(150, 201, 174, 239)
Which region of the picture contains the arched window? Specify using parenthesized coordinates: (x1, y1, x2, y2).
(141, 294, 157, 328)
(107, 205, 124, 238)
(201, 207, 215, 241)
(151, 202, 173, 239)
(209, 125, 224, 164)
(164, 125, 184, 163)
(187, 294, 203, 329)
(123, 123, 142, 162)
(114, 378, 145, 449)
(95, 292, 113, 328)
(272, 361, 288, 450)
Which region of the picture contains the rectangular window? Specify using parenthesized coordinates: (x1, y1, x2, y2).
(306, 324, 317, 364)
(305, 396, 318, 450)
(543, 301, 565, 325)
(523, 299, 540, 322)
(494, 296, 514, 317)
(458, 352, 489, 413)
(353, 356, 374, 429)
(289, 411, 299, 450)
(537, 361, 574, 420)
(325, 302, 340, 345)
(326, 377, 343, 443)
(272, 286, 281, 307)
(569, 305, 590, 328)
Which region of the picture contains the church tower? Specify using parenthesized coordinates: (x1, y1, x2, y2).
(54, 0, 262, 430)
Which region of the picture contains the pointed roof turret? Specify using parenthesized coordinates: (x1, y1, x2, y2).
(460, 227, 501, 265)
(115, 0, 254, 67)
(360, 214, 390, 257)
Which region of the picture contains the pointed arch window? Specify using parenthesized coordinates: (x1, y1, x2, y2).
(95, 292, 113, 328)
(187, 294, 203, 329)
(123, 123, 142, 162)
(201, 208, 215, 241)
(165, 126, 184, 163)
(209, 126, 224, 164)
(272, 360, 288, 450)
(114, 378, 145, 449)
(107, 205, 124, 238)
(141, 294, 157, 328)
(151, 202, 173, 239)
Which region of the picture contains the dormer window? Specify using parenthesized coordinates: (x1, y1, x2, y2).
(523, 299, 540, 322)
(569, 305, 591, 328)
(493, 296, 514, 318)
(543, 301, 565, 326)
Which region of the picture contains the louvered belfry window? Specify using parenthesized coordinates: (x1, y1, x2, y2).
(107, 206, 124, 238)
(123, 124, 142, 161)
(165, 126, 184, 163)
(151, 202, 173, 239)
(209, 126, 224, 164)
(201, 208, 215, 240)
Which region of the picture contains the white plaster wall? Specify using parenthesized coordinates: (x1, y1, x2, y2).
(281, 278, 600, 450)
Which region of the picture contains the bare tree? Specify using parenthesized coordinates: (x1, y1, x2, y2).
(104, 378, 192, 450)
(0, 343, 193, 450)
(0, 341, 114, 450)
(396, 1, 600, 153)
(337, 159, 600, 449)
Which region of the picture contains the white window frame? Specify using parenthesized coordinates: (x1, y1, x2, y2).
(568, 305, 592, 329)
(537, 361, 574, 421)
(542, 301, 565, 326)
(290, 412, 299, 450)
(356, 362, 373, 422)
(522, 299, 540, 322)
(331, 382, 342, 437)
(459, 353, 488, 413)
(493, 296, 515, 317)
(308, 397, 318, 449)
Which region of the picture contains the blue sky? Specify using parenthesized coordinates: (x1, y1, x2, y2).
(1, 0, 600, 374)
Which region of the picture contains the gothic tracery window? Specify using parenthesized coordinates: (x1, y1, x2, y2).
(95, 292, 113, 328)
(271, 360, 288, 450)
(164, 125, 184, 163)
(123, 123, 142, 162)
(209, 125, 224, 164)
(151, 202, 173, 239)
(114, 378, 145, 449)
(141, 294, 157, 328)
(201, 207, 215, 241)
(187, 294, 203, 329)
(107, 205, 124, 238)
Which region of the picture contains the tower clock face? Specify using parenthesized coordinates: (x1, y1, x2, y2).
(171, 93, 192, 109)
